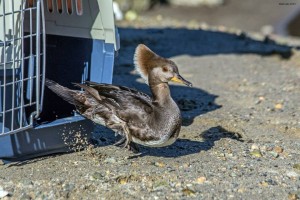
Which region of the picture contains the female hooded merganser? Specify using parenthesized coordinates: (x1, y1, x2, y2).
(45, 44, 192, 152)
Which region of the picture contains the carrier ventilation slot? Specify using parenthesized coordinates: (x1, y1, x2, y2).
(47, 0, 83, 15)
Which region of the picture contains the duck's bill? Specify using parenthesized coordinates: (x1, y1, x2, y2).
(171, 75, 193, 87)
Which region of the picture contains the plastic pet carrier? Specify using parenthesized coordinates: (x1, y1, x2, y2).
(0, 0, 119, 160)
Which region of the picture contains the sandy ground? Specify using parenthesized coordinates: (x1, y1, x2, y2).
(1, 1, 300, 200)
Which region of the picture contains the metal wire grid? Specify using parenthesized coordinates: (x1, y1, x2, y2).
(0, 0, 46, 135)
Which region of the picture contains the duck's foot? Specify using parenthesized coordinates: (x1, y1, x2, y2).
(114, 138, 139, 153)
(127, 142, 139, 153)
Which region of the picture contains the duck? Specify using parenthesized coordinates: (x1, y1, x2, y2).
(45, 44, 192, 152)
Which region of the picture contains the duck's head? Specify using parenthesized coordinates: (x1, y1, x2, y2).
(134, 44, 192, 87)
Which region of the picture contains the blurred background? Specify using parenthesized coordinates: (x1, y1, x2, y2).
(113, 0, 300, 38)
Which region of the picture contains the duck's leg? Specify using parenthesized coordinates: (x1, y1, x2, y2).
(122, 126, 132, 148)
(114, 136, 139, 153)
(112, 124, 139, 153)
(120, 124, 141, 153)
(114, 137, 126, 146)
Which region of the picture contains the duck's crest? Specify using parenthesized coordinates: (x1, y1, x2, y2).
(134, 44, 161, 84)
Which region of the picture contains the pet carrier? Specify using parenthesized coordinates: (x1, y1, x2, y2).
(0, 0, 119, 160)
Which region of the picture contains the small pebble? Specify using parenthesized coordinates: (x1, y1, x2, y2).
(237, 188, 245, 193)
(182, 188, 196, 196)
(154, 162, 166, 168)
(286, 171, 299, 179)
(255, 96, 265, 104)
(260, 145, 267, 151)
(274, 146, 284, 153)
(250, 150, 262, 158)
(0, 188, 9, 198)
(268, 151, 279, 158)
(260, 181, 268, 187)
(275, 103, 283, 110)
(288, 193, 299, 200)
(91, 172, 103, 180)
(293, 164, 300, 170)
(116, 176, 129, 184)
(195, 176, 206, 184)
(250, 144, 259, 150)
(104, 157, 116, 163)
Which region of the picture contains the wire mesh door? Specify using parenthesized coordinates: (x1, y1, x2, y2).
(0, 0, 46, 135)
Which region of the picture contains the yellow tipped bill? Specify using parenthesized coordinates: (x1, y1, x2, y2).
(171, 74, 192, 87)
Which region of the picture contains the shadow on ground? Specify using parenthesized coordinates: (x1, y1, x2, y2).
(117, 28, 296, 60)
(127, 126, 243, 158)
(92, 126, 243, 158)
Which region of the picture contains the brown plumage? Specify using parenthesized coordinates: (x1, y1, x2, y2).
(45, 44, 192, 152)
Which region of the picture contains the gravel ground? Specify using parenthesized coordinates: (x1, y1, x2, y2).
(1, 2, 300, 200)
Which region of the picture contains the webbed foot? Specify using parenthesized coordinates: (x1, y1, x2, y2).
(127, 142, 139, 153)
(114, 137, 139, 153)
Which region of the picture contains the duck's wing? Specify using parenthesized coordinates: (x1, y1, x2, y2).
(74, 82, 154, 125)
(85, 81, 152, 105)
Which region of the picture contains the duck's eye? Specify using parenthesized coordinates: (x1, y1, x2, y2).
(162, 66, 168, 72)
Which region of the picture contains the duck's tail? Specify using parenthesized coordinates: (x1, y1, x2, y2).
(45, 78, 83, 107)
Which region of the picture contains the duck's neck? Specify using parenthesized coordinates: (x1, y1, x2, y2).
(150, 83, 172, 106)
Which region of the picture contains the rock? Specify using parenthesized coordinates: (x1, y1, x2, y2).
(286, 171, 299, 179)
(250, 150, 262, 158)
(275, 103, 283, 110)
(154, 162, 166, 168)
(0, 188, 9, 198)
(268, 151, 279, 158)
(250, 144, 260, 150)
(293, 164, 300, 170)
(104, 157, 116, 163)
(116, 176, 129, 184)
(260, 181, 268, 187)
(0, 160, 4, 165)
(195, 176, 206, 184)
(182, 188, 196, 196)
(62, 183, 75, 192)
(91, 172, 103, 180)
(288, 193, 299, 200)
(274, 146, 284, 153)
(237, 188, 245, 193)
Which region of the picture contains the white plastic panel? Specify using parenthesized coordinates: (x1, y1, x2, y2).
(43, 0, 119, 50)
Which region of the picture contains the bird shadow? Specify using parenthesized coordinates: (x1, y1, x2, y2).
(91, 125, 243, 158)
(128, 125, 243, 158)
